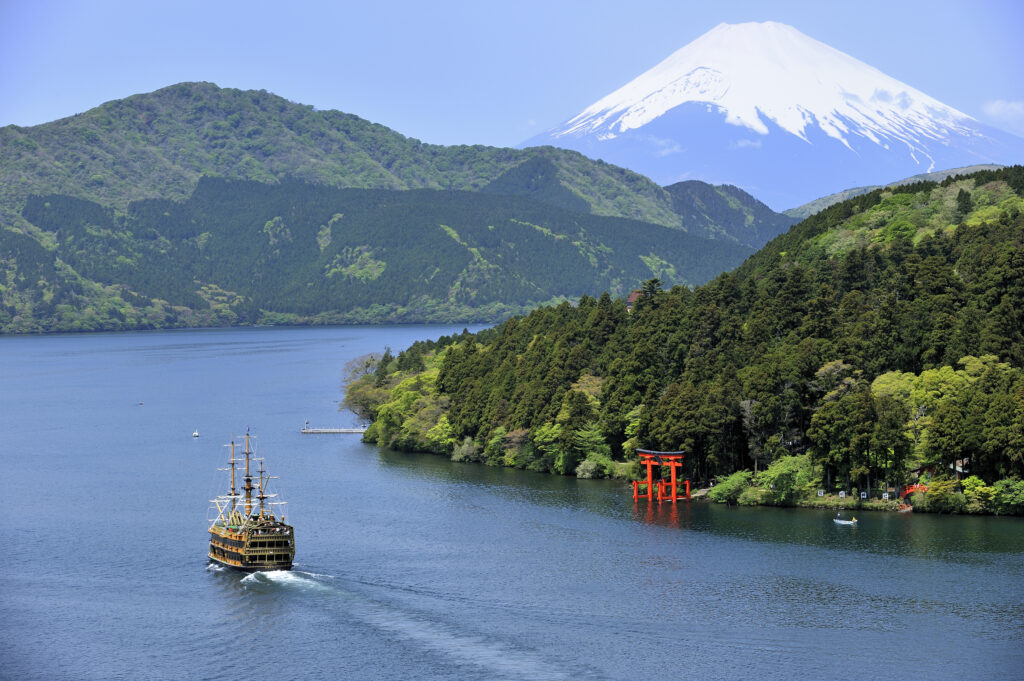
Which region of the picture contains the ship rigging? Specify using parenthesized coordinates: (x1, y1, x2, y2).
(207, 430, 295, 571)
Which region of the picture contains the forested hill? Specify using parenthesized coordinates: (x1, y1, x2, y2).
(0, 82, 665, 231)
(0, 177, 753, 332)
(351, 167, 1024, 511)
(0, 82, 792, 248)
(663, 180, 798, 248)
(0, 82, 800, 333)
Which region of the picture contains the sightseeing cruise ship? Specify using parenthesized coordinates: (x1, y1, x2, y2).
(208, 431, 295, 571)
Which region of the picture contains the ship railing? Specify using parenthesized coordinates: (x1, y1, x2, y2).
(243, 544, 294, 553)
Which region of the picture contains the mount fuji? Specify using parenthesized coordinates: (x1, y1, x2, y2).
(523, 21, 1024, 210)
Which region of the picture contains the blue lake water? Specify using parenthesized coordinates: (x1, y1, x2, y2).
(1, 326, 1022, 681)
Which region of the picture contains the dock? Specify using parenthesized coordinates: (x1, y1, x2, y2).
(301, 427, 368, 434)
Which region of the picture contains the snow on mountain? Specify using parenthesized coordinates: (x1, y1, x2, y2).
(524, 22, 1024, 210)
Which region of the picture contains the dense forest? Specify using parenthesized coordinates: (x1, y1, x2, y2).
(664, 180, 797, 248)
(781, 164, 1004, 220)
(1, 82, 804, 333)
(346, 167, 1024, 515)
(0, 177, 754, 332)
(0, 82, 793, 248)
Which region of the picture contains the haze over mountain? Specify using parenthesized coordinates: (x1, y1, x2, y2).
(524, 21, 1024, 210)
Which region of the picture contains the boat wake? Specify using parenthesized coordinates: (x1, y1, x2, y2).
(349, 600, 583, 681)
(240, 569, 334, 592)
(234, 568, 597, 680)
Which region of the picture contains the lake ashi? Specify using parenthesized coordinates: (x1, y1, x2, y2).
(1, 326, 1022, 681)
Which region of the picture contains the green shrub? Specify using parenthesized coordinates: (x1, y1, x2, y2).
(924, 478, 966, 514)
(961, 476, 997, 514)
(737, 486, 767, 506)
(708, 470, 753, 504)
(484, 427, 507, 466)
(424, 415, 457, 454)
(755, 454, 814, 505)
(993, 478, 1024, 515)
(860, 498, 900, 512)
(575, 451, 614, 479)
(450, 437, 482, 463)
(575, 459, 602, 479)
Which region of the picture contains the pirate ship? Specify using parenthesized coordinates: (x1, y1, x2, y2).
(208, 431, 295, 571)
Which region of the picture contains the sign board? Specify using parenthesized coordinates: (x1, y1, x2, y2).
(838, 491, 846, 498)
(817, 490, 824, 497)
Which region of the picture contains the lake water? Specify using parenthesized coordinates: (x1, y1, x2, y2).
(1, 326, 1022, 681)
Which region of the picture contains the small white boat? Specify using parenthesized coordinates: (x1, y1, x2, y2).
(193, 429, 200, 438)
(833, 515, 857, 525)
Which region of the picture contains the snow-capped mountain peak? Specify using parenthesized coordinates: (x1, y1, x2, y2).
(525, 21, 1024, 209)
(559, 21, 971, 157)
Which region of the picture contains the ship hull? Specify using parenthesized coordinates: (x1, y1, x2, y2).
(207, 554, 293, 572)
(208, 525, 294, 572)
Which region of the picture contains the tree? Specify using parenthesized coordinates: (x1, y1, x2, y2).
(871, 394, 911, 492)
(640, 277, 663, 299)
(956, 188, 973, 219)
(374, 347, 394, 386)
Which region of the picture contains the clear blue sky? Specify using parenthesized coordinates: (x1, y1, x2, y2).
(2, 0, 1023, 146)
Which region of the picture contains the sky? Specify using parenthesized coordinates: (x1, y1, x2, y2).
(2, 0, 1023, 147)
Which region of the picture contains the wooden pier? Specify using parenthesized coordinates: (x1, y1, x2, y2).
(301, 426, 368, 434)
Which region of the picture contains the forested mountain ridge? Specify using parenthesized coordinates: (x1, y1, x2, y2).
(0, 82, 799, 332)
(350, 167, 1024, 513)
(663, 180, 798, 248)
(782, 164, 1005, 220)
(1, 81, 786, 243)
(0, 177, 753, 332)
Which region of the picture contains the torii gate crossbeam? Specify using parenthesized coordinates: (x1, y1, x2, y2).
(633, 449, 689, 502)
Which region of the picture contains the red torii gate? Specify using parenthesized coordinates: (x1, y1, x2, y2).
(633, 449, 690, 502)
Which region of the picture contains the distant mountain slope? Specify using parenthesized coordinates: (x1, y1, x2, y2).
(783, 164, 1006, 220)
(0, 82, 806, 333)
(524, 22, 1024, 209)
(663, 180, 797, 248)
(0, 82, 800, 247)
(742, 166, 1024, 277)
(0, 177, 753, 333)
(0, 82, 688, 233)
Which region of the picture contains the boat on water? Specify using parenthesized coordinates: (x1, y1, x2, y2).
(208, 430, 295, 571)
(833, 514, 857, 526)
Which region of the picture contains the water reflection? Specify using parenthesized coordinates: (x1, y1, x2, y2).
(373, 446, 1024, 568)
(630, 499, 692, 528)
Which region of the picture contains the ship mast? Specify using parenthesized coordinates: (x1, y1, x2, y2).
(256, 458, 281, 520)
(212, 438, 242, 527)
(257, 458, 266, 518)
(227, 439, 238, 513)
(243, 430, 254, 516)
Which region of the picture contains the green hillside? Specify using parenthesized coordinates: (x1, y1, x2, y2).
(0, 177, 752, 332)
(663, 180, 798, 248)
(0, 82, 802, 332)
(349, 167, 1024, 514)
(0, 82, 798, 239)
(0, 82, 684, 233)
(782, 164, 1005, 220)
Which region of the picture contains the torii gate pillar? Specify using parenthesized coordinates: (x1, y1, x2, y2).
(634, 450, 688, 502)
